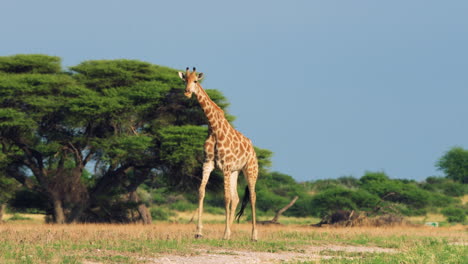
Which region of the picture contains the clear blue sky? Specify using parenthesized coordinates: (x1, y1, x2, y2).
(2, 1, 468, 181)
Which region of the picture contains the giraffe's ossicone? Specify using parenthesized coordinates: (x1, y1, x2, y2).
(178, 67, 259, 241)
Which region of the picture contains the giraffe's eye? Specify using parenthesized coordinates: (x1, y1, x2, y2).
(194, 80, 198, 83)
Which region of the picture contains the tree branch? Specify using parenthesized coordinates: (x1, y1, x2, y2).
(6, 164, 36, 189)
(68, 142, 83, 167)
(259, 196, 299, 225)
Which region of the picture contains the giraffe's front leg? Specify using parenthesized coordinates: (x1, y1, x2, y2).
(196, 136, 215, 239)
(196, 160, 214, 238)
(222, 167, 234, 240)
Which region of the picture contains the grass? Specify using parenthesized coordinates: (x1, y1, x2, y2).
(4, 213, 45, 223)
(461, 194, 468, 205)
(171, 210, 321, 225)
(407, 213, 448, 224)
(0, 216, 466, 264)
(6, 213, 32, 221)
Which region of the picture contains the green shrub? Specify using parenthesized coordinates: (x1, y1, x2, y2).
(205, 192, 225, 208)
(310, 187, 380, 217)
(152, 188, 169, 205)
(169, 200, 196, 211)
(256, 187, 289, 213)
(441, 207, 466, 223)
(7, 213, 32, 221)
(427, 192, 457, 207)
(395, 204, 427, 216)
(287, 195, 314, 217)
(137, 188, 152, 206)
(204, 206, 224, 215)
(150, 207, 175, 221)
(422, 177, 468, 197)
(360, 171, 433, 210)
(308, 179, 341, 192)
(336, 176, 360, 188)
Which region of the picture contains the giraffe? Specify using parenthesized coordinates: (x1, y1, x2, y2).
(178, 67, 259, 241)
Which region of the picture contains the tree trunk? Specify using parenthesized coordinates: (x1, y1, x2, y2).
(53, 199, 66, 224)
(137, 204, 152, 224)
(67, 204, 86, 223)
(65, 167, 89, 223)
(129, 191, 152, 224)
(0, 203, 6, 222)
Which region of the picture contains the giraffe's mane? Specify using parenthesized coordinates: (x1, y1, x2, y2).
(196, 83, 224, 113)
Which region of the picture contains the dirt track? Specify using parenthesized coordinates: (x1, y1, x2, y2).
(131, 245, 397, 264)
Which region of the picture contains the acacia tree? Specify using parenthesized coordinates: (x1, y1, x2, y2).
(437, 147, 468, 184)
(0, 55, 87, 223)
(0, 55, 235, 223)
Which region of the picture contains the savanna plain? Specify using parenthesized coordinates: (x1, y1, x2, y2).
(0, 213, 466, 264)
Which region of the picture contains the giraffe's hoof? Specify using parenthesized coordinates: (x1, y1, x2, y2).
(195, 234, 203, 239)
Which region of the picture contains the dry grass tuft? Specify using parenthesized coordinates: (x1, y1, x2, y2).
(461, 194, 468, 205)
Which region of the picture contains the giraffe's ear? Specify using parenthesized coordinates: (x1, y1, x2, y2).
(178, 72, 186, 80)
(197, 73, 204, 80)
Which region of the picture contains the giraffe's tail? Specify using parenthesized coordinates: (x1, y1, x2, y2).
(235, 186, 250, 223)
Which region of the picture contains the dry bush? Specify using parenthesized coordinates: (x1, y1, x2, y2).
(314, 210, 411, 227)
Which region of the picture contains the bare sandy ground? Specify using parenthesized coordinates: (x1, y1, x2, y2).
(131, 245, 398, 264)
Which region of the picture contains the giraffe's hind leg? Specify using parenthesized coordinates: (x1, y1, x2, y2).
(243, 159, 259, 241)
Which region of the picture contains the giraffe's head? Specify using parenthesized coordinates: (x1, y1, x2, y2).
(178, 67, 204, 98)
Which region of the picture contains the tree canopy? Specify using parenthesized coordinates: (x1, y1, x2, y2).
(0, 54, 243, 223)
(437, 146, 468, 184)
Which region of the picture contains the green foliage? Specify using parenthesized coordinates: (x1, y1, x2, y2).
(0, 73, 79, 135)
(0, 54, 61, 74)
(254, 147, 273, 175)
(0, 151, 19, 203)
(300, 170, 462, 218)
(159, 125, 206, 164)
(421, 177, 468, 197)
(256, 187, 289, 213)
(70, 59, 176, 90)
(307, 179, 342, 192)
(0, 175, 17, 203)
(150, 207, 175, 221)
(437, 146, 468, 183)
(255, 172, 309, 216)
(7, 213, 32, 221)
(96, 135, 154, 163)
(310, 186, 380, 217)
(0, 54, 229, 222)
(157, 125, 208, 189)
(359, 171, 389, 185)
(359, 171, 435, 211)
(169, 200, 197, 212)
(441, 207, 466, 223)
(336, 176, 360, 188)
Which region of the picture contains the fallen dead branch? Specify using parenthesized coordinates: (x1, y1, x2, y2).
(259, 196, 299, 225)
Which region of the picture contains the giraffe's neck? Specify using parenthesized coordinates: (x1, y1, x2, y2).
(194, 84, 229, 132)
